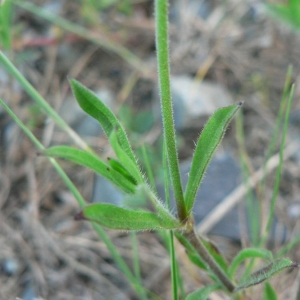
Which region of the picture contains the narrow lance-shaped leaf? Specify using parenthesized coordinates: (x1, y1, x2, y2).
(228, 248, 273, 279)
(201, 237, 228, 273)
(107, 157, 137, 185)
(263, 282, 278, 300)
(75, 203, 181, 231)
(235, 258, 298, 291)
(70, 79, 137, 165)
(185, 102, 242, 212)
(43, 146, 136, 194)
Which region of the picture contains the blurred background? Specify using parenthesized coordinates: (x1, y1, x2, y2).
(1, 0, 300, 299)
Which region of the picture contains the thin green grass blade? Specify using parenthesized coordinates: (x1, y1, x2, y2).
(276, 233, 300, 258)
(169, 230, 180, 299)
(228, 248, 273, 279)
(75, 203, 181, 230)
(241, 68, 293, 278)
(186, 284, 220, 300)
(235, 258, 298, 291)
(0, 99, 86, 207)
(131, 233, 141, 278)
(0, 0, 12, 49)
(235, 111, 260, 246)
(185, 102, 242, 212)
(259, 66, 293, 204)
(261, 85, 294, 244)
(130, 232, 147, 300)
(43, 146, 137, 194)
(142, 142, 184, 297)
(0, 51, 89, 150)
(263, 282, 278, 300)
(92, 224, 150, 299)
(0, 99, 149, 298)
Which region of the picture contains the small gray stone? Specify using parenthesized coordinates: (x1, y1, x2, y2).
(170, 76, 233, 130)
(21, 283, 36, 300)
(2, 257, 19, 276)
(287, 202, 300, 219)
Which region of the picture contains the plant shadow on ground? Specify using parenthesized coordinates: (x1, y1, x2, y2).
(1, 0, 300, 299)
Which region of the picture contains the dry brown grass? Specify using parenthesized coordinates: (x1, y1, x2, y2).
(1, 0, 300, 299)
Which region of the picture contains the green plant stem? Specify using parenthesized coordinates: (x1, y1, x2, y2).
(169, 230, 179, 300)
(183, 229, 235, 292)
(155, 0, 187, 222)
(164, 141, 180, 299)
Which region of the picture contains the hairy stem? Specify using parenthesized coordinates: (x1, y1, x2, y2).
(155, 0, 187, 222)
(183, 228, 235, 292)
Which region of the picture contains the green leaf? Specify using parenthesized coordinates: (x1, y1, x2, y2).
(108, 157, 137, 185)
(43, 146, 136, 194)
(201, 237, 228, 273)
(263, 282, 278, 300)
(175, 232, 208, 270)
(235, 258, 298, 291)
(109, 129, 143, 184)
(229, 248, 273, 279)
(185, 103, 242, 212)
(265, 1, 300, 29)
(0, 0, 12, 50)
(75, 203, 181, 230)
(70, 79, 137, 164)
(186, 284, 220, 300)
